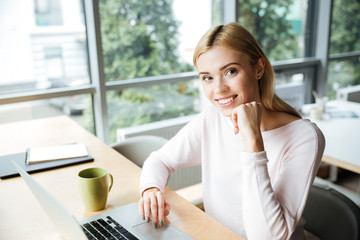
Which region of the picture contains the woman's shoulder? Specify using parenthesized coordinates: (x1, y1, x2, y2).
(268, 117, 325, 147)
(264, 111, 323, 138)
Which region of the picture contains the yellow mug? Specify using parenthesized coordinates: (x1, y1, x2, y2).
(78, 167, 113, 211)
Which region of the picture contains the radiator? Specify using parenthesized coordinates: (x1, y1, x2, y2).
(116, 114, 202, 190)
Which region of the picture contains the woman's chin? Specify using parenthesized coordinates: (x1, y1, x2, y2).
(217, 107, 233, 117)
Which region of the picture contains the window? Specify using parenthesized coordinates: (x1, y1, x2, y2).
(327, 0, 360, 100)
(34, 0, 63, 26)
(98, 0, 211, 142)
(327, 57, 360, 100)
(235, 0, 313, 61)
(231, 0, 317, 110)
(0, 0, 92, 131)
(0, 94, 94, 133)
(0, 0, 357, 144)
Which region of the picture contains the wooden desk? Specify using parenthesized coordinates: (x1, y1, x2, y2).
(0, 116, 242, 240)
(313, 100, 360, 175)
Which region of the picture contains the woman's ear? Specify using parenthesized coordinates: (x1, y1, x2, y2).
(256, 58, 265, 79)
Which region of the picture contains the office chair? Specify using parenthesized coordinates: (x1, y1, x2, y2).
(111, 135, 202, 195)
(302, 184, 360, 240)
(111, 135, 167, 167)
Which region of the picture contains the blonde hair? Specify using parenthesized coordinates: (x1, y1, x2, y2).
(193, 23, 301, 118)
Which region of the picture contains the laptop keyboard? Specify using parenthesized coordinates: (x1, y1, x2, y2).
(82, 216, 139, 240)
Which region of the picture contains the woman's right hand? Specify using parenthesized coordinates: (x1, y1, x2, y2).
(138, 187, 171, 228)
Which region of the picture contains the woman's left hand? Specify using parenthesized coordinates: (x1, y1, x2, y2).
(231, 101, 264, 152)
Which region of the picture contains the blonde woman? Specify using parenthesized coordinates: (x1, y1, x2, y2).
(138, 23, 325, 239)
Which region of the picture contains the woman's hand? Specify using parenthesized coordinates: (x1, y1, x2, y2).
(138, 187, 171, 228)
(231, 101, 264, 152)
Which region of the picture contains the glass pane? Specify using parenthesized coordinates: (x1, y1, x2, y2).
(212, 0, 222, 26)
(107, 79, 201, 142)
(275, 70, 307, 111)
(98, 0, 212, 82)
(327, 58, 360, 100)
(0, 94, 95, 134)
(235, 0, 310, 61)
(330, 0, 360, 54)
(34, 0, 63, 26)
(0, 1, 90, 95)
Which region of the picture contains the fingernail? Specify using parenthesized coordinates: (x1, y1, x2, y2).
(160, 220, 163, 227)
(153, 222, 157, 229)
(146, 217, 150, 223)
(142, 216, 145, 221)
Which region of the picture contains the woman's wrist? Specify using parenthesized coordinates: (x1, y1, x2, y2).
(142, 187, 160, 197)
(244, 134, 264, 152)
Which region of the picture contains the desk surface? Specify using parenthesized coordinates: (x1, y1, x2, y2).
(0, 116, 242, 240)
(313, 100, 360, 174)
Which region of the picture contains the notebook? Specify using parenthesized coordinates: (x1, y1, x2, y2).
(26, 143, 89, 164)
(13, 161, 194, 240)
(0, 152, 93, 179)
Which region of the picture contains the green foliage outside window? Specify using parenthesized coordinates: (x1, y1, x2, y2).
(84, 0, 199, 142)
(327, 0, 360, 99)
(236, 0, 300, 61)
(100, 0, 191, 80)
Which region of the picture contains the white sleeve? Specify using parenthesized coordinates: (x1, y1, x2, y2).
(241, 125, 325, 239)
(139, 112, 204, 195)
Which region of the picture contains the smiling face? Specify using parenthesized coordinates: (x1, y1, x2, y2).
(196, 46, 264, 117)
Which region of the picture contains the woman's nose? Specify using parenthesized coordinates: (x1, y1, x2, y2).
(214, 77, 229, 93)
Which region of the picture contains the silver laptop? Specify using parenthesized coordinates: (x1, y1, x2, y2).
(13, 161, 194, 240)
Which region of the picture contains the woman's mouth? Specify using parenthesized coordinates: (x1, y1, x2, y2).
(216, 95, 237, 107)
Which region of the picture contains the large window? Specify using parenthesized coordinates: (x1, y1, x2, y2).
(234, 0, 313, 61)
(98, 0, 211, 142)
(231, 0, 317, 110)
(0, 0, 358, 144)
(0, 0, 92, 131)
(327, 0, 360, 100)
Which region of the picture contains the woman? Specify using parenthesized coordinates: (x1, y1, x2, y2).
(138, 22, 325, 239)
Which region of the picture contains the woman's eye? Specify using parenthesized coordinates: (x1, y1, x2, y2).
(202, 76, 212, 82)
(225, 69, 236, 76)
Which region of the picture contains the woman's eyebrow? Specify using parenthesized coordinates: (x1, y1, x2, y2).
(219, 62, 241, 70)
(198, 62, 241, 76)
(198, 71, 209, 75)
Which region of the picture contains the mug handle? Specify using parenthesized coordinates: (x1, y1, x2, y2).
(108, 173, 113, 192)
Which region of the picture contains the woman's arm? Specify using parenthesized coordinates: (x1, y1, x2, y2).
(241, 129, 324, 240)
(232, 102, 325, 239)
(138, 111, 204, 228)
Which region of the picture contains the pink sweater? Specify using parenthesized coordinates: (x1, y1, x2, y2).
(140, 106, 325, 239)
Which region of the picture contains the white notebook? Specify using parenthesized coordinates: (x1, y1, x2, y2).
(26, 143, 88, 164)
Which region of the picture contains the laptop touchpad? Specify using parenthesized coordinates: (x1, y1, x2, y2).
(132, 222, 183, 240)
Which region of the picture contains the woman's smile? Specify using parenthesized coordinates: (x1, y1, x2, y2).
(216, 95, 238, 107)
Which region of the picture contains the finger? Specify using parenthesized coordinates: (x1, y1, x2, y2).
(156, 192, 165, 227)
(150, 194, 158, 228)
(164, 200, 171, 216)
(231, 112, 239, 134)
(144, 197, 151, 223)
(138, 199, 145, 221)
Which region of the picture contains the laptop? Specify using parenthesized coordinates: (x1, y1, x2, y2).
(13, 161, 194, 240)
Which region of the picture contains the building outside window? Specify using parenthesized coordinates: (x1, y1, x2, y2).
(0, 0, 92, 130)
(34, 0, 64, 26)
